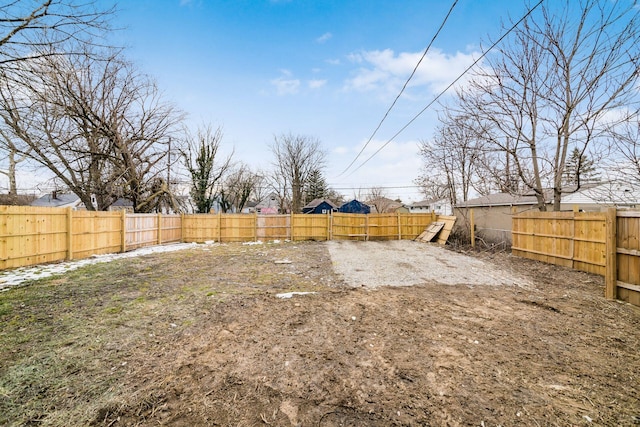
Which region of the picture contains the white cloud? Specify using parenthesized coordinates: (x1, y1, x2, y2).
(344, 48, 480, 95)
(326, 58, 341, 66)
(316, 32, 332, 43)
(308, 79, 327, 89)
(270, 70, 300, 95)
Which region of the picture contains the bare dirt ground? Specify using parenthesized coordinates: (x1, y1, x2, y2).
(1, 240, 639, 426)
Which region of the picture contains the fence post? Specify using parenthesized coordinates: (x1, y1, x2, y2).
(363, 214, 367, 241)
(254, 211, 258, 242)
(121, 209, 127, 253)
(66, 207, 74, 260)
(157, 212, 162, 245)
(329, 213, 333, 241)
(605, 207, 617, 300)
(397, 211, 402, 240)
(180, 213, 184, 243)
(470, 208, 475, 248)
(290, 213, 294, 241)
(217, 210, 222, 243)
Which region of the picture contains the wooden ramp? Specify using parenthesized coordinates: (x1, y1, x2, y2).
(415, 215, 456, 245)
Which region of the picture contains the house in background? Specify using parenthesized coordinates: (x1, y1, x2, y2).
(408, 198, 453, 215)
(255, 192, 280, 214)
(338, 199, 371, 214)
(366, 197, 404, 213)
(454, 192, 550, 244)
(107, 198, 134, 213)
(241, 201, 259, 214)
(560, 181, 640, 211)
(31, 192, 84, 209)
(302, 198, 337, 214)
(454, 181, 640, 244)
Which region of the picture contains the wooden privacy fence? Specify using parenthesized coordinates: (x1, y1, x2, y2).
(181, 212, 439, 242)
(0, 206, 440, 270)
(512, 209, 640, 307)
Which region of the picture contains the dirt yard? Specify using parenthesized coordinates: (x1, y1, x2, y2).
(1, 240, 639, 426)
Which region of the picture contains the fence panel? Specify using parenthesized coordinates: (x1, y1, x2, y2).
(399, 212, 436, 240)
(182, 214, 219, 243)
(257, 215, 290, 240)
(512, 212, 606, 275)
(332, 213, 368, 240)
(368, 213, 400, 240)
(72, 211, 122, 259)
(616, 211, 640, 306)
(292, 214, 329, 241)
(125, 214, 159, 250)
(220, 214, 256, 242)
(161, 215, 182, 244)
(573, 213, 607, 275)
(0, 206, 68, 269)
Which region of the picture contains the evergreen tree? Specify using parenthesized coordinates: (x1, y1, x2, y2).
(563, 148, 599, 186)
(304, 168, 329, 204)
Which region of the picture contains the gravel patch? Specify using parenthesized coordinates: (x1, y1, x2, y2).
(326, 240, 531, 288)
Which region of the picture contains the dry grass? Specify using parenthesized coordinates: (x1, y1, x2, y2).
(0, 242, 331, 426)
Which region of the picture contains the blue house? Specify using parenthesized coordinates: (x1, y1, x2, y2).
(338, 199, 371, 214)
(302, 198, 337, 214)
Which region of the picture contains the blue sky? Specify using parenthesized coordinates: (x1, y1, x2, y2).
(103, 1, 532, 202)
(6, 0, 637, 203)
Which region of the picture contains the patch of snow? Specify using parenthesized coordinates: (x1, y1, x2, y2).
(275, 291, 317, 299)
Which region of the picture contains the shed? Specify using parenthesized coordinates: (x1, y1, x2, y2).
(302, 198, 338, 214)
(338, 199, 371, 214)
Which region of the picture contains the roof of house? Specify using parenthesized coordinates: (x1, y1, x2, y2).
(366, 196, 401, 205)
(455, 191, 552, 208)
(110, 198, 134, 207)
(562, 181, 640, 205)
(31, 192, 81, 208)
(303, 198, 338, 209)
(338, 199, 371, 213)
(409, 197, 449, 208)
(454, 183, 619, 208)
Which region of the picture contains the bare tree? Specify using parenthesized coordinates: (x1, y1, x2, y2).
(0, 50, 184, 211)
(181, 125, 232, 214)
(608, 119, 640, 186)
(454, 0, 640, 210)
(417, 113, 485, 208)
(366, 186, 391, 213)
(0, 1, 114, 194)
(219, 163, 261, 213)
(269, 133, 326, 213)
(413, 175, 450, 202)
(0, 118, 30, 195)
(0, 0, 114, 68)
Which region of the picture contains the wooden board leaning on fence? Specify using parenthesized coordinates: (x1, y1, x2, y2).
(415, 216, 456, 245)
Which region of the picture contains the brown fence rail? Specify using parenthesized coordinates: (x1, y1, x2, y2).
(0, 206, 441, 270)
(512, 209, 640, 307)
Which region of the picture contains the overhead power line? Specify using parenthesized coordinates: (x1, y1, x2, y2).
(346, 0, 545, 176)
(338, 0, 459, 176)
